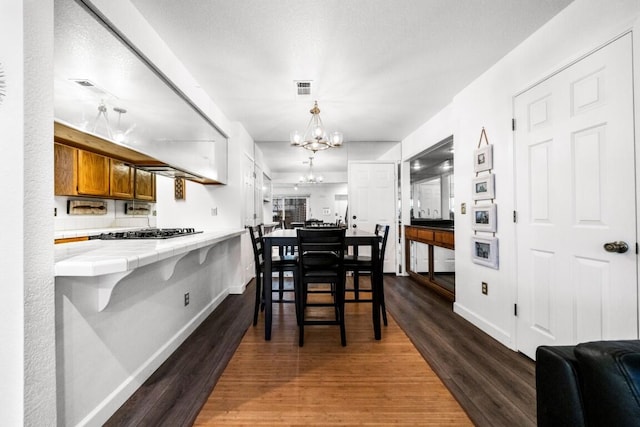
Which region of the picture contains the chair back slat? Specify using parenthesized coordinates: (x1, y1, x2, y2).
(246, 225, 264, 266)
(375, 224, 391, 266)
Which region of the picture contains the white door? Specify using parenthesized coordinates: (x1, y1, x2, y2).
(515, 34, 637, 360)
(348, 161, 397, 273)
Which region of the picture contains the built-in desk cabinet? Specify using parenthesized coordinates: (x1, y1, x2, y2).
(55, 143, 156, 201)
(405, 225, 455, 301)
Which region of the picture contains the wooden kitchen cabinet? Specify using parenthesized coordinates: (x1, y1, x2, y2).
(134, 169, 156, 201)
(55, 143, 156, 200)
(55, 143, 110, 197)
(110, 160, 135, 199)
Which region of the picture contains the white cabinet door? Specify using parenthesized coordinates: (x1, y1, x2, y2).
(515, 34, 637, 359)
(348, 161, 397, 273)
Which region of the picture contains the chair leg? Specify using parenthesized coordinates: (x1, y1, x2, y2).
(253, 274, 262, 326)
(298, 283, 306, 347)
(293, 272, 301, 326)
(278, 268, 284, 301)
(338, 280, 346, 347)
(381, 285, 388, 326)
(353, 271, 360, 300)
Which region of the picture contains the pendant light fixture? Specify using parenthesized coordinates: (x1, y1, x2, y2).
(299, 156, 323, 184)
(290, 101, 343, 153)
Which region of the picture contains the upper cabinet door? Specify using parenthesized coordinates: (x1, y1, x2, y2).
(77, 150, 110, 196)
(110, 160, 134, 199)
(134, 169, 156, 201)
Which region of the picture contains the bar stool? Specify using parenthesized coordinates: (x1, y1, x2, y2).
(344, 224, 389, 326)
(246, 225, 298, 326)
(296, 228, 347, 347)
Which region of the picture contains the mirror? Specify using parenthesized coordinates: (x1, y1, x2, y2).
(409, 136, 454, 226)
(54, 0, 228, 183)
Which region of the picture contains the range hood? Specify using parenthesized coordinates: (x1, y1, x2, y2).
(54, 0, 227, 185)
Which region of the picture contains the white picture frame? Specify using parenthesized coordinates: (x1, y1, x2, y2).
(471, 204, 497, 232)
(474, 145, 493, 172)
(471, 236, 499, 269)
(472, 174, 495, 200)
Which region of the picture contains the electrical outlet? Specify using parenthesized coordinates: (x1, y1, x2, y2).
(211, 207, 218, 216)
(481, 282, 488, 295)
(184, 292, 190, 306)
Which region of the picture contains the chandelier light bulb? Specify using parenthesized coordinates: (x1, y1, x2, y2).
(331, 131, 343, 146)
(290, 131, 302, 146)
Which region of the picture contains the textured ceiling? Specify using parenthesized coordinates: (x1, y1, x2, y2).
(126, 0, 573, 176)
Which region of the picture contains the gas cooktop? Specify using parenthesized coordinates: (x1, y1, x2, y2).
(93, 228, 203, 240)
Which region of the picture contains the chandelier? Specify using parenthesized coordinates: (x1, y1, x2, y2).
(299, 156, 323, 184)
(290, 101, 343, 153)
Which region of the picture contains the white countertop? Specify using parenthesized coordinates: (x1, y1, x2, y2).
(55, 229, 245, 277)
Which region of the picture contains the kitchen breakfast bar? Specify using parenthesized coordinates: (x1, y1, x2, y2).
(54, 229, 244, 426)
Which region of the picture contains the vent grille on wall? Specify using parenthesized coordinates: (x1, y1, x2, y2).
(295, 80, 313, 97)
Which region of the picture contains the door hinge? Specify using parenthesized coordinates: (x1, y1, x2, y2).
(512, 118, 516, 131)
(514, 303, 518, 316)
(636, 242, 638, 255)
(513, 210, 517, 223)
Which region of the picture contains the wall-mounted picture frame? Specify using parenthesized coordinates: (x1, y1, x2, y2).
(472, 174, 495, 200)
(474, 144, 493, 172)
(471, 236, 499, 269)
(471, 204, 497, 232)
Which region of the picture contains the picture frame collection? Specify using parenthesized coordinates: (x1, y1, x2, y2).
(471, 128, 498, 269)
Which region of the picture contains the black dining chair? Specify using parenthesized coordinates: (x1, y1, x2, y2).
(296, 228, 347, 347)
(246, 225, 298, 326)
(344, 224, 389, 326)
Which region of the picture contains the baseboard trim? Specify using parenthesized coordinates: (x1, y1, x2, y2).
(453, 302, 513, 349)
(80, 289, 230, 427)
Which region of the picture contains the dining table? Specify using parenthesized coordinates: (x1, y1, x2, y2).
(262, 228, 383, 341)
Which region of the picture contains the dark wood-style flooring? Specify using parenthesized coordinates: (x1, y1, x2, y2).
(105, 276, 535, 426)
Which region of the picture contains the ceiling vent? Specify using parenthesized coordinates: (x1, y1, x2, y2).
(69, 78, 119, 100)
(294, 80, 313, 98)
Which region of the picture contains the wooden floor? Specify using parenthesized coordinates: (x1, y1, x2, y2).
(106, 276, 536, 426)
(194, 284, 471, 425)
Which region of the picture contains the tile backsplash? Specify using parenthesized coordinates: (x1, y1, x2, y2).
(54, 196, 157, 231)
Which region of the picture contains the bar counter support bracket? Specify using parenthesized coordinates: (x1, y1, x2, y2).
(97, 270, 134, 312)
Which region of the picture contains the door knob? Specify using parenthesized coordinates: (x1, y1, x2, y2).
(603, 241, 629, 253)
(352, 215, 357, 220)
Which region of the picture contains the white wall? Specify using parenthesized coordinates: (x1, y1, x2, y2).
(0, 0, 57, 424)
(401, 0, 640, 349)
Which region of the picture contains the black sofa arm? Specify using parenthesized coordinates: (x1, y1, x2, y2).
(537, 340, 640, 427)
(536, 345, 586, 427)
(574, 340, 640, 426)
